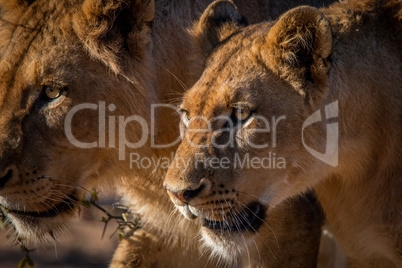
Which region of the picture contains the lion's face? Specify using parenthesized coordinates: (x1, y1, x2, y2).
(164, 40, 313, 256)
(0, 0, 153, 240)
(164, 4, 333, 257)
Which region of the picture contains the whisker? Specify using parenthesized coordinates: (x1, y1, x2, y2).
(236, 199, 280, 250)
(235, 190, 273, 207)
(231, 205, 278, 262)
(154, 60, 189, 91)
(42, 176, 92, 196)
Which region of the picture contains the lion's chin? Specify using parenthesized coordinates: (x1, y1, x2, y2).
(1, 194, 79, 242)
(200, 227, 258, 262)
(198, 202, 267, 260)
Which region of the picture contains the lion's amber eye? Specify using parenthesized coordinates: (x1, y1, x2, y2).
(181, 110, 190, 127)
(44, 86, 62, 100)
(234, 108, 251, 122)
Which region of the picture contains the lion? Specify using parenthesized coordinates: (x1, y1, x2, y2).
(0, 0, 334, 267)
(164, 0, 402, 267)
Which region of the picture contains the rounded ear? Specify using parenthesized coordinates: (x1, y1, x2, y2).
(192, 0, 248, 56)
(262, 6, 332, 95)
(73, 0, 155, 74)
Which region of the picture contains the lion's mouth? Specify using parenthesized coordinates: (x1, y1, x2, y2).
(7, 193, 78, 218)
(201, 201, 266, 233)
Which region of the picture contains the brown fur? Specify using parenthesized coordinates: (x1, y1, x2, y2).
(165, 0, 401, 267)
(0, 0, 334, 267)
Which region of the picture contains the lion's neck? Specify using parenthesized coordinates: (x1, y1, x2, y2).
(323, 5, 401, 183)
(313, 6, 402, 262)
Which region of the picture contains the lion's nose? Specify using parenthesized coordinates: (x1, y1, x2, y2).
(0, 169, 13, 188)
(173, 184, 205, 203)
(164, 178, 211, 203)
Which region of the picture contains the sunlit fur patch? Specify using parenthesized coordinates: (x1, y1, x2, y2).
(200, 225, 258, 265)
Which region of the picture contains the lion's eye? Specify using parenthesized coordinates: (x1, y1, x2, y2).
(225, 104, 254, 129)
(181, 110, 190, 127)
(38, 83, 67, 109)
(44, 86, 62, 100)
(234, 108, 251, 122)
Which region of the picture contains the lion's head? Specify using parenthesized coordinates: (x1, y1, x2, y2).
(163, 1, 333, 258)
(0, 0, 155, 241)
(164, 0, 401, 261)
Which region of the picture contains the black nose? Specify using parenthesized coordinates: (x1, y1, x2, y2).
(182, 184, 206, 202)
(0, 169, 13, 188)
(168, 184, 206, 203)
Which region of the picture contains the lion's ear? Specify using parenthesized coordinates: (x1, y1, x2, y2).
(73, 0, 155, 74)
(193, 0, 247, 56)
(262, 6, 332, 95)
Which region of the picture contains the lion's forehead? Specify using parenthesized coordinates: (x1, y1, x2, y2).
(0, 0, 79, 71)
(0, 2, 82, 109)
(183, 42, 262, 118)
(0, 40, 62, 111)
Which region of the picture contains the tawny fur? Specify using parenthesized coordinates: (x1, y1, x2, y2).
(0, 0, 335, 267)
(167, 0, 401, 267)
